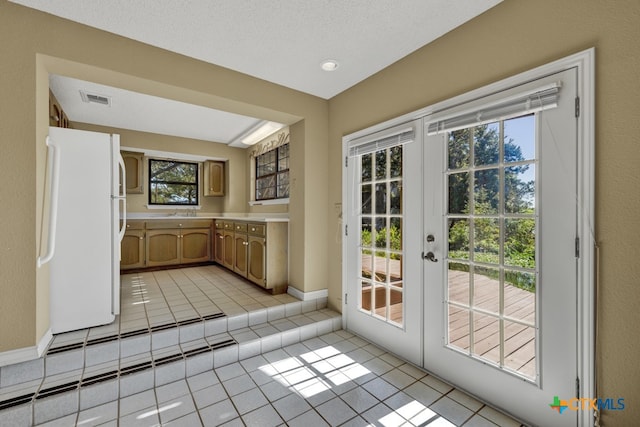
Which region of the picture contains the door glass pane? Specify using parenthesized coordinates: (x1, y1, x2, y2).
(448, 172, 469, 214)
(448, 219, 469, 260)
(472, 313, 500, 365)
(389, 288, 403, 325)
(390, 181, 402, 214)
(448, 129, 470, 170)
(448, 262, 469, 306)
(449, 305, 470, 351)
(473, 266, 500, 314)
(446, 118, 536, 380)
(474, 169, 499, 214)
(357, 146, 405, 328)
(504, 115, 535, 162)
(361, 184, 372, 214)
(474, 122, 500, 166)
(473, 218, 499, 265)
(373, 285, 387, 319)
(503, 322, 536, 377)
(390, 146, 402, 178)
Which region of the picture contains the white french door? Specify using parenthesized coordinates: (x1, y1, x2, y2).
(343, 122, 424, 366)
(344, 51, 594, 426)
(423, 68, 579, 426)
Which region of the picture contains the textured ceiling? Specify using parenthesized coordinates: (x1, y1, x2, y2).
(14, 0, 502, 144)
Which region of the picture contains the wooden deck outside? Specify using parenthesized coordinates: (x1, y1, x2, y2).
(361, 255, 536, 377)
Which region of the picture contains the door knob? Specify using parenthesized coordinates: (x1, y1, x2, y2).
(426, 234, 435, 243)
(422, 251, 438, 262)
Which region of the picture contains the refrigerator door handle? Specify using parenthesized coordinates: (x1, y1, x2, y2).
(37, 136, 60, 268)
(117, 152, 127, 241)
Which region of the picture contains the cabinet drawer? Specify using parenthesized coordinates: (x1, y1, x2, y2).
(147, 219, 212, 229)
(215, 221, 224, 229)
(180, 220, 213, 229)
(125, 220, 145, 230)
(248, 223, 265, 236)
(234, 222, 248, 233)
(223, 221, 233, 230)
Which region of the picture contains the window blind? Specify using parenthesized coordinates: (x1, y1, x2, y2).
(426, 82, 561, 135)
(348, 123, 415, 157)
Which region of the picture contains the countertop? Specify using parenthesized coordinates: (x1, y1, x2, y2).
(126, 213, 289, 223)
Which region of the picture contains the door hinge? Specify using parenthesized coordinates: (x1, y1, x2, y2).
(345, 224, 348, 236)
(345, 156, 348, 167)
(575, 96, 580, 118)
(344, 293, 348, 305)
(576, 377, 580, 399)
(575, 236, 580, 258)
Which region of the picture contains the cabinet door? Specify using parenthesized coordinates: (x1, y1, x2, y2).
(234, 233, 248, 277)
(122, 151, 144, 194)
(204, 160, 225, 196)
(146, 229, 180, 267)
(181, 228, 211, 263)
(223, 230, 234, 270)
(121, 230, 145, 270)
(247, 236, 266, 287)
(214, 229, 224, 264)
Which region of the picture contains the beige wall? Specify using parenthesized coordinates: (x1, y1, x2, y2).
(328, 0, 640, 424)
(0, 1, 328, 353)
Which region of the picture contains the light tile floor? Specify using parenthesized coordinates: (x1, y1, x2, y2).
(36, 330, 522, 426)
(31, 266, 524, 426)
(48, 265, 302, 351)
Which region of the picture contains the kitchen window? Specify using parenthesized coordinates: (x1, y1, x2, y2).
(255, 143, 289, 200)
(149, 159, 199, 205)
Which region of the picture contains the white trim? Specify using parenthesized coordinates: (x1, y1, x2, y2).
(37, 328, 53, 357)
(249, 198, 290, 206)
(0, 329, 52, 367)
(287, 286, 328, 301)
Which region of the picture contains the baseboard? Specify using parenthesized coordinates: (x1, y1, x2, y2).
(37, 328, 53, 357)
(0, 329, 52, 367)
(287, 286, 328, 301)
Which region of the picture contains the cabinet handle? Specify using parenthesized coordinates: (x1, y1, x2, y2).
(218, 235, 224, 239)
(243, 241, 248, 246)
(139, 236, 143, 240)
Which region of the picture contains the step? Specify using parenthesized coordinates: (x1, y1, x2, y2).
(0, 305, 341, 426)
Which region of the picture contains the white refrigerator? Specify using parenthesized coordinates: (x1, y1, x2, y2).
(39, 127, 126, 334)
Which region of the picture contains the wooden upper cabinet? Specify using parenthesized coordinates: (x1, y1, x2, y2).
(122, 151, 144, 194)
(204, 160, 225, 197)
(49, 90, 69, 128)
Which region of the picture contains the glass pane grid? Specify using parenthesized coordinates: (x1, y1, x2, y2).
(358, 147, 404, 327)
(445, 117, 537, 380)
(255, 143, 289, 200)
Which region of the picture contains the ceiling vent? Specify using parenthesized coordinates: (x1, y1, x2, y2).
(79, 90, 111, 106)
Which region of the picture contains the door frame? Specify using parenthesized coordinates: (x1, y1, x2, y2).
(341, 49, 595, 425)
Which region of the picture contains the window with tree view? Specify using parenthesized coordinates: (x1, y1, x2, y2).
(447, 114, 537, 378)
(149, 159, 199, 205)
(256, 143, 289, 200)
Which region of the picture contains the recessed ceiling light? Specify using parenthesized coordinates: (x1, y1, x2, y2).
(321, 60, 339, 71)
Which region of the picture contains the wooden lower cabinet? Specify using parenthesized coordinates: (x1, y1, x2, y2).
(146, 229, 180, 267)
(247, 236, 266, 286)
(121, 229, 145, 270)
(222, 230, 234, 270)
(214, 224, 224, 264)
(181, 228, 212, 263)
(120, 219, 213, 270)
(233, 232, 248, 276)
(213, 219, 288, 293)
